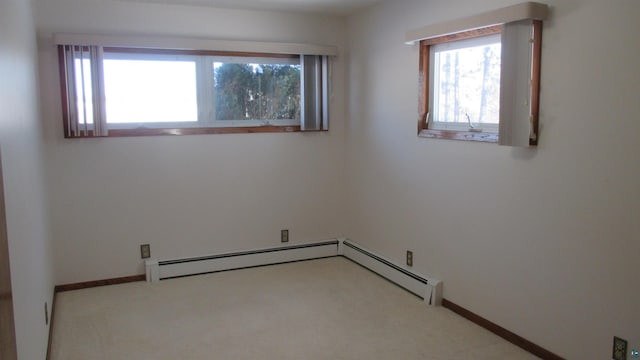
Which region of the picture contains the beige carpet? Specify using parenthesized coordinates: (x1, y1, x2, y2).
(50, 257, 538, 359)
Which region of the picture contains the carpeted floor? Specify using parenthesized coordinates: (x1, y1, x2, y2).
(50, 257, 538, 359)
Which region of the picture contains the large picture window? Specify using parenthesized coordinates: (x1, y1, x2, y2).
(58, 46, 329, 137)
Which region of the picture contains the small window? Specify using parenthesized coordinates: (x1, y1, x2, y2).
(418, 21, 542, 145)
(430, 33, 501, 133)
(58, 46, 328, 137)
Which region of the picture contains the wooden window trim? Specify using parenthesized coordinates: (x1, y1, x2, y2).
(420, 25, 503, 46)
(417, 22, 542, 145)
(419, 129, 499, 143)
(58, 46, 71, 137)
(57, 46, 313, 138)
(529, 20, 542, 146)
(102, 47, 300, 59)
(62, 126, 311, 138)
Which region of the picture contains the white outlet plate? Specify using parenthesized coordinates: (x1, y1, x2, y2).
(140, 244, 151, 259)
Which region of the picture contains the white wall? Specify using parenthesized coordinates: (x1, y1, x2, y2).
(0, 0, 55, 358)
(33, 0, 640, 357)
(36, 0, 347, 285)
(345, 0, 640, 359)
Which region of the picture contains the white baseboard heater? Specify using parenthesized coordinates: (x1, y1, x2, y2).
(146, 240, 339, 281)
(340, 240, 442, 306)
(145, 239, 442, 306)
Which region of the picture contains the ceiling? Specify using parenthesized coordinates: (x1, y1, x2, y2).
(111, 0, 383, 15)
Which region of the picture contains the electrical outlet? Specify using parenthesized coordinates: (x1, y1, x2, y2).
(140, 244, 151, 259)
(281, 229, 289, 243)
(613, 336, 628, 360)
(44, 302, 48, 325)
(406, 250, 413, 267)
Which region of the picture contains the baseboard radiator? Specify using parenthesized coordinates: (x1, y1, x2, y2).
(146, 240, 340, 281)
(145, 239, 442, 307)
(340, 240, 442, 306)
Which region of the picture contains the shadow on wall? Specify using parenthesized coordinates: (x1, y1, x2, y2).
(510, 146, 538, 160)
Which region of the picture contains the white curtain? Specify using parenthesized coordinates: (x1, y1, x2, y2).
(499, 20, 535, 147)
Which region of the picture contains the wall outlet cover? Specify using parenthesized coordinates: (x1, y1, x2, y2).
(281, 229, 289, 243)
(406, 250, 413, 267)
(613, 336, 628, 360)
(140, 244, 151, 259)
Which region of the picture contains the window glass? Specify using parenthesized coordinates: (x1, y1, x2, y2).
(431, 34, 501, 130)
(214, 60, 301, 121)
(103, 57, 198, 124)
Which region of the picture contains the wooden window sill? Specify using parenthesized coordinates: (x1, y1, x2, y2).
(63, 125, 318, 138)
(419, 129, 498, 143)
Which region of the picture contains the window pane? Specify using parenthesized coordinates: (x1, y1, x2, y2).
(434, 40, 501, 125)
(103, 58, 198, 123)
(214, 61, 301, 121)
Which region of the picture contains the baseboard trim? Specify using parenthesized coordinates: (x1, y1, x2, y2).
(442, 299, 564, 360)
(54, 274, 146, 293)
(47, 274, 144, 359)
(45, 291, 56, 360)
